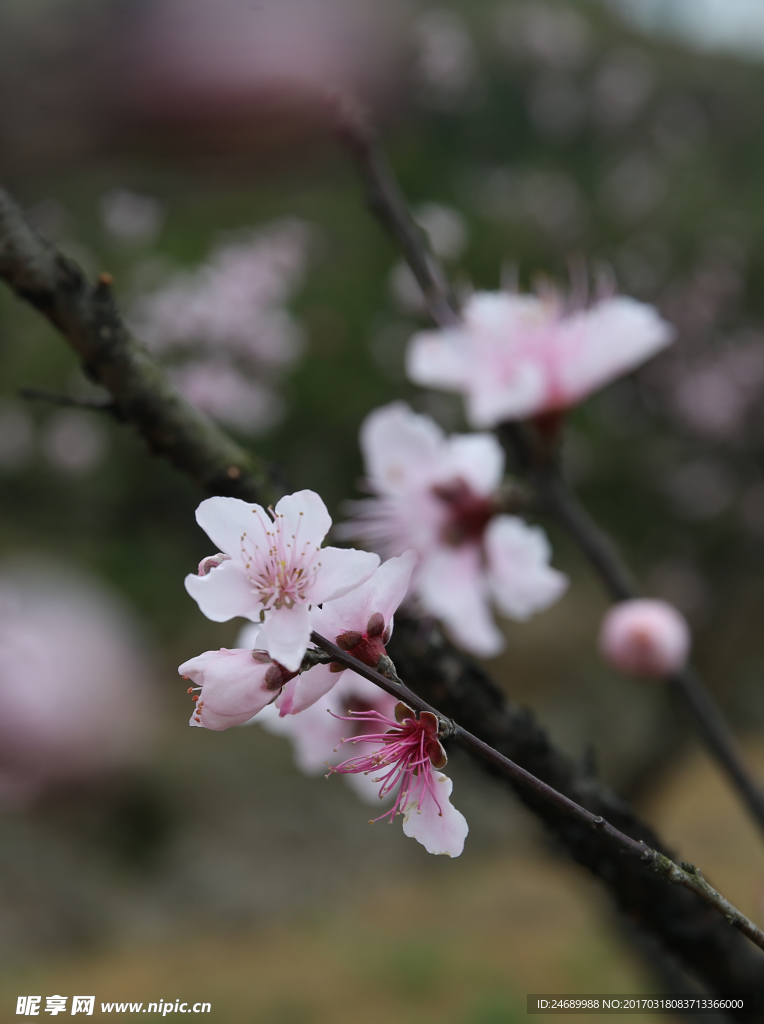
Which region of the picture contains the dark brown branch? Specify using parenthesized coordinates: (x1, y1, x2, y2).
(2, 180, 763, 1010)
(387, 616, 764, 1017)
(0, 186, 274, 504)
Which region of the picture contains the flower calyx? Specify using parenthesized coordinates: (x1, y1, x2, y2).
(393, 703, 448, 770)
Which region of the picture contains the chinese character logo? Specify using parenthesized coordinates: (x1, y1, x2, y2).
(16, 997, 41, 1016)
(71, 998, 94, 1016)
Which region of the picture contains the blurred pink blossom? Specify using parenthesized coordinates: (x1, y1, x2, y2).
(407, 289, 673, 427)
(133, 221, 307, 366)
(185, 491, 379, 672)
(670, 344, 764, 439)
(329, 702, 468, 857)
(41, 409, 108, 475)
(341, 403, 566, 657)
(132, 220, 309, 433)
(599, 599, 690, 679)
(276, 551, 416, 715)
(119, 0, 401, 143)
(0, 566, 153, 806)
(169, 360, 283, 433)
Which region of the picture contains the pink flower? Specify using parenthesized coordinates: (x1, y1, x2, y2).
(599, 599, 690, 678)
(254, 668, 398, 802)
(406, 289, 674, 426)
(169, 360, 283, 434)
(275, 551, 417, 715)
(329, 702, 468, 857)
(179, 642, 294, 730)
(341, 403, 567, 657)
(0, 566, 154, 806)
(185, 490, 380, 672)
(133, 221, 308, 368)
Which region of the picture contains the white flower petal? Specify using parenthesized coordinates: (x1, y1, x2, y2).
(360, 403, 445, 495)
(485, 516, 568, 620)
(310, 547, 380, 605)
(406, 329, 468, 390)
(272, 489, 332, 553)
(447, 434, 505, 495)
(313, 551, 417, 640)
(402, 770, 468, 857)
(557, 297, 674, 406)
(184, 558, 259, 622)
(259, 602, 312, 672)
(275, 662, 340, 715)
(417, 547, 504, 657)
(195, 495, 271, 560)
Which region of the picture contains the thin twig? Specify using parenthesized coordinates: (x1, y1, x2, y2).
(331, 94, 460, 330)
(309, 630, 764, 955)
(18, 385, 116, 414)
(0, 186, 274, 504)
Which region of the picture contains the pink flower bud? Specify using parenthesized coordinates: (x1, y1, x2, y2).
(598, 599, 690, 679)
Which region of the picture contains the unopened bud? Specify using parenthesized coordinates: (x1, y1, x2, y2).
(197, 552, 231, 576)
(599, 599, 690, 679)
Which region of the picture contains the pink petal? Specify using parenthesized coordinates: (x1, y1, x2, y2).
(402, 770, 468, 857)
(184, 557, 259, 622)
(271, 489, 332, 553)
(309, 546, 380, 605)
(259, 602, 312, 672)
(447, 434, 504, 496)
(360, 403, 445, 496)
(466, 359, 546, 428)
(313, 551, 417, 640)
(416, 547, 504, 657)
(484, 516, 568, 621)
(195, 495, 271, 560)
(275, 662, 340, 715)
(406, 328, 468, 391)
(557, 297, 674, 407)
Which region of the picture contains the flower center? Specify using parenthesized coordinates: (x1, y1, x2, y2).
(241, 512, 321, 609)
(431, 477, 496, 547)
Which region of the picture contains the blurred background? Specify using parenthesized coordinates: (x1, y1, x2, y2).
(2, 0, 764, 1019)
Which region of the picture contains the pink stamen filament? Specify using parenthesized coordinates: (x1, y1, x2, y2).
(328, 710, 444, 823)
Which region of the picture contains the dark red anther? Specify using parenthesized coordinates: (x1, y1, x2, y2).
(431, 477, 495, 547)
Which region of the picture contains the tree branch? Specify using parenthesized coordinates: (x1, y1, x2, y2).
(2, 179, 763, 1010)
(0, 187, 274, 505)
